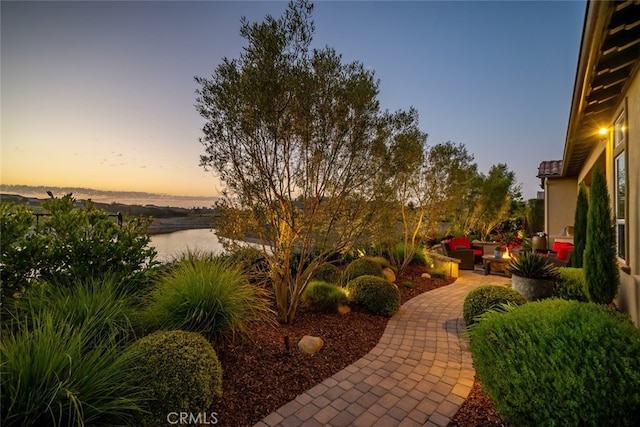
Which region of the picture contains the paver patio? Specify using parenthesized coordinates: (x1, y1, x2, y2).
(254, 269, 510, 427)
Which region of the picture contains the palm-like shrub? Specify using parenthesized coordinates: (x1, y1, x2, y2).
(1, 310, 143, 426)
(144, 255, 273, 341)
(127, 330, 222, 426)
(346, 275, 400, 317)
(342, 257, 384, 283)
(463, 285, 526, 326)
(468, 299, 640, 426)
(302, 281, 348, 313)
(506, 251, 559, 280)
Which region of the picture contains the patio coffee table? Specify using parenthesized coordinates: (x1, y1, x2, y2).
(482, 255, 512, 277)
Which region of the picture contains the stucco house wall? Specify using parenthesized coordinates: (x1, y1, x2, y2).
(543, 177, 577, 247)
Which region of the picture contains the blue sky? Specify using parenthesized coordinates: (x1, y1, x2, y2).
(1, 0, 586, 201)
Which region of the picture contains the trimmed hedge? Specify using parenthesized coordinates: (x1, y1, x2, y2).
(346, 275, 400, 317)
(302, 281, 348, 313)
(462, 285, 526, 326)
(554, 267, 588, 302)
(342, 257, 384, 283)
(468, 299, 640, 426)
(127, 330, 223, 426)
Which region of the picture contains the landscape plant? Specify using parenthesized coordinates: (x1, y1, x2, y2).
(468, 299, 640, 426)
(572, 183, 589, 267)
(302, 281, 349, 313)
(0, 193, 157, 300)
(554, 267, 588, 302)
(311, 263, 341, 284)
(1, 310, 144, 426)
(195, 0, 401, 323)
(126, 330, 223, 427)
(462, 285, 526, 326)
(341, 256, 384, 283)
(345, 275, 400, 317)
(506, 251, 559, 280)
(583, 166, 620, 304)
(144, 254, 274, 341)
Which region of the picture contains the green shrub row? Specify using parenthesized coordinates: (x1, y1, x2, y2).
(468, 299, 640, 426)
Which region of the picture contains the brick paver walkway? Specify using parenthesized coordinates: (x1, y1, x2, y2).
(254, 269, 510, 427)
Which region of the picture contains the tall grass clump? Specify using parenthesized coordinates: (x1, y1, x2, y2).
(1, 310, 144, 426)
(144, 254, 274, 341)
(16, 276, 136, 342)
(468, 299, 640, 426)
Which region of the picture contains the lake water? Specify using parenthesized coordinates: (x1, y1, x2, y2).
(149, 228, 226, 262)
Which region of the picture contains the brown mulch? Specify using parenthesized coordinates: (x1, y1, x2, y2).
(210, 264, 505, 426)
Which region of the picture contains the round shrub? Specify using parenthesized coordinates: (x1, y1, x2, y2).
(128, 330, 223, 426)
(342, 257, 384, 283)
(346, 275, 400, 317)
(554, 267, 588, 302)
(468, 299, 640, 426)
(312, 263, 341, 284)
(302, 281, 348, 313)
(145, 255, 273, 341)
(463, 285, 526, 326)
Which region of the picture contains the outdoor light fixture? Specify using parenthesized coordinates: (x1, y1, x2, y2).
(598, 127, 608, 135)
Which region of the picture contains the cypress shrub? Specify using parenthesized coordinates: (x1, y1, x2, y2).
(583, 166, 619, 304)
(468, 299, 640, 426)
(572, 183, 588, 268)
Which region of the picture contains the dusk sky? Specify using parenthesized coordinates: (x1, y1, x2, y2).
(2, 0, 586, 202)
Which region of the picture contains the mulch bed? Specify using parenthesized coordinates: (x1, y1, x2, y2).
(209, 264, 505, 426)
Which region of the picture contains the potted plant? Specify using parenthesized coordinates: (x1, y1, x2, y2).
(507, 251, 559, 301)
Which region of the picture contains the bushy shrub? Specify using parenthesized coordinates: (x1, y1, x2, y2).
(346, 275, 400, 317)
(302, 281, 348, 313)
(127, 330, 222, 426)
(144, 255, 273, 341)
(428, 267, 447, 278)
(342, 257, 384, 283)
(1, 310, 143, 426)
(223, 246, 269, 282)
(462, 285, 526, 326)
(468, 299, 640, 426)
(554, 267, 588, 302)
(1, 194, 157, 299)
(312, 263, 341, 284)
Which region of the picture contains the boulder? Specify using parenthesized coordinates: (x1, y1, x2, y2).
(382, 267, 396, 283)
(421, 272, 431, 279)
(298, 335, 324, 355)
(337, 303, 351, 314)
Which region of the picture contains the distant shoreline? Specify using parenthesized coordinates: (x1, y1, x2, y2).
(147, 216, 216, 235)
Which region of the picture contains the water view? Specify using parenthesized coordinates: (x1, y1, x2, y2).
(149, 228, 225, 262)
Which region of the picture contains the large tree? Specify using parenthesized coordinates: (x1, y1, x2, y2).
(195, 0, 388, 323)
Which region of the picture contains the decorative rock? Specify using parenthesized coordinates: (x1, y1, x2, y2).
(382, 267, 396, 283)
(421, 273, 431, 279)
(298, 335, 324, 355)
(337, 303, 351, 314)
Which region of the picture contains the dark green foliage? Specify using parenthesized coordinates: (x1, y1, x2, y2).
(506, 251, 559, 280)
(127, 330, 223, 426)
(302, 281, 348, 313)
(144, 254, 273, 341)
(1, 310, 143, 426)
(525, 198, 544, 234)
(468, 299, 640, 426)
(462, 285, 526, 326)
(428, 267, 447, 279)
(312, 263, 341, 284)
(584, 166, 620, 304)
(346, 275, 400, 317)
(342, 257, 384, 283)
(554, 267, 588, 302)
(1, 194, 157, 299)
(223, 246, 269, 283)
(572, 183, 588, 268)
